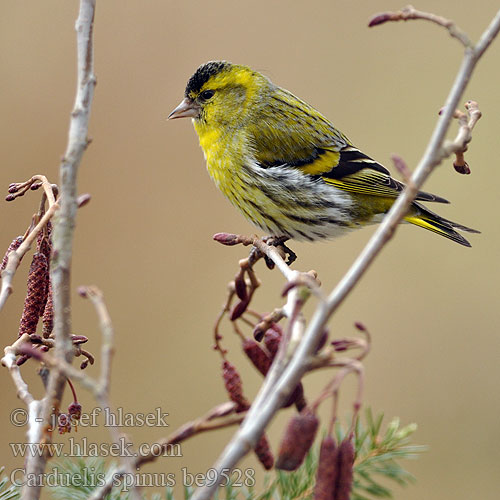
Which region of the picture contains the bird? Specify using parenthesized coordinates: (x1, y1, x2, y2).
(168, 61, 479, 246)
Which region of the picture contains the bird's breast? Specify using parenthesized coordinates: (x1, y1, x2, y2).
(195, 124, 247, 200)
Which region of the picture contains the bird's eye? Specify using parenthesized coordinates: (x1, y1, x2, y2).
(200, 89, 215, 101)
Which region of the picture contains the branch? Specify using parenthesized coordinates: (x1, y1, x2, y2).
(78, 286, 141, 500)
(441, 100, 482, 174)
(191, 8, 500, 500)
(2, 334, 34, 405)
(21, 2, 97, 500)
(368, 4, 472, 47)
(77, 286, 114, 397)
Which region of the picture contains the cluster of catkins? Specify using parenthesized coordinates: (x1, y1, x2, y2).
(277, 410, 354, 500)
(220, 321, 354, 499)
(2, 224, 85, 434)
(3, 225, 90, 367)
(221, 321, 306, 470)
(0, 225, 55, 363)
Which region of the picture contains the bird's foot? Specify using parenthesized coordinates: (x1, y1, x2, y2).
(262, 236, 297, 267)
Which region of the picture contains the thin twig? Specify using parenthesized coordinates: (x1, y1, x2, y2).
(1, 334, 34, 405)
(441, 100, 482, 174)
(7, 175, 57, 206)
(79, 286, 114, 396)
(368, 4, 472, 48)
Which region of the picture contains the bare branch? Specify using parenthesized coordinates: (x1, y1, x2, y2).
(440, 100, 482, 174)
(1, 334, 34, 405)
(78, 286, 114, 396)
(368, 5, 472, 48)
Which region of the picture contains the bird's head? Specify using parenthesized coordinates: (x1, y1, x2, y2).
(168, 61, 270, 129)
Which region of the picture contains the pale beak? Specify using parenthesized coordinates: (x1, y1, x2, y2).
(168, 97, 200, 120)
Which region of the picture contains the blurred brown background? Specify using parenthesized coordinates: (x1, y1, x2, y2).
(1, 1, 499, 499)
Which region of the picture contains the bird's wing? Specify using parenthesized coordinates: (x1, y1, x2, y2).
(249, 87, 447, 203)
(249, 87, 347, 169)
(319, 146, 449, 203)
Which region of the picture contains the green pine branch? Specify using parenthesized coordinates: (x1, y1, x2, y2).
(0, 468, 20, 500)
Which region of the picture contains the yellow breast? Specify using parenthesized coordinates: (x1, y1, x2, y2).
(193, 120, 246, 201)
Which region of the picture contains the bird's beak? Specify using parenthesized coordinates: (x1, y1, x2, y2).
(168, 98, 200, 120)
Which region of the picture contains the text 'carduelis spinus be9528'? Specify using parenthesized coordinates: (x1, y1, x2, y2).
(169, 61, 479, 246)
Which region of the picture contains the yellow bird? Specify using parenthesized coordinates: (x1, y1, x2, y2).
(169, 61, 478, 246)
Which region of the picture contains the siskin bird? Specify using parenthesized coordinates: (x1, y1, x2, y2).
(169, 61, 479, 246)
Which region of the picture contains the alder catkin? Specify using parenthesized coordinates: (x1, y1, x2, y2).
(230, 298, 250, 320)
(244, 335, 305, 409)
(313, 435, 338, 500)
(254, 433, 274, 470)
(234, 272, 248, 301)
(334, 438, 355, 500)
(36, 222, 52, 262)
(222, 360, 250, 412)
(58, 413, 72, 434)
(242, 338, 271, 376)
(19, 253, 48, 336)
(68, 401, 82, 422)
(283, 382, 307, 411)
(42, 282, 53, 337)
(275, 409, 319, 471)
(263, 327, 282, 358)
(1, 236, 23, 272)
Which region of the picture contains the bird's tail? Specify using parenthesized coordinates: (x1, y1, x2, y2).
(404, 202, 480, 247)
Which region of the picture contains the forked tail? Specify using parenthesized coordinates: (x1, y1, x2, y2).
(404, 202, 480, 247)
